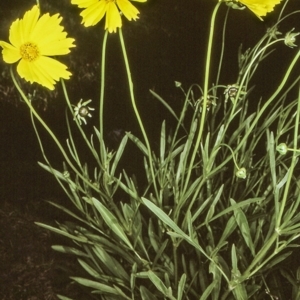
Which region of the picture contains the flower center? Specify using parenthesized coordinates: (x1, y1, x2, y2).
(20, 42, 40, 62)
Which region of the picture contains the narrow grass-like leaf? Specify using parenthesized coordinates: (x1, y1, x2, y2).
(160, 120, 166, 162)
(52, 245, 89, 257)
(38, 162, 67, 181)
(93, 244, 129, 281)
(35, 222, 90, 243)
(147, 271, 171, 297)
(70, 277, 119, 294)
(177, 273, 186, 300)
(231, 244, 238, 275)
(110, 135, 128, 177)
(91, 197, 133, 249)
(199, 281, 217, 300)
(150, 89, 179, 121)
(57, 295, 74, 300)
(47, 201, 87, 224)
(230, 244, 247, 300)
(230, 198, 255, 256)
(78, 258, 100, 278)
(261, 251, 292, 271)
(126, 132, 148, 156)
(209, 260, 221, 300)
(140, 285, 159, 300)
(143, 198, 211, 261)
(216, 216, 237, 250)
(204, 197, 262, 224)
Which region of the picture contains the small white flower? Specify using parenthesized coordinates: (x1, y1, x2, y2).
(224, 84, 246, 103)
(284, 28, 300, 48)
(73, 99, 95, 125)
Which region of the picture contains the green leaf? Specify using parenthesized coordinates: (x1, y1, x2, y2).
(51, 245, 89, 257)
(160, 120, 166, 162)
(78, 258, 100, 278)
(57, 295, 74, 300)
(203, 197, 263, 225)
(147, 271, 175, 298)
(230, 199, 255, 256)
(111, 135, 128, 177)
(126, 132, 148, 156)
(93, 244, 129, 281)
(35, 222, 90, 243)
(177, 273, 186, 300)
(143, 198, 211, 262)
(70, 277, 120, 294)
(216, 216, 237, 250)
(140, 285, 159, 300)
(91, 197, 133, 249)
(230, 244, 248, 300)
(199, 281, 217, 300)
(261, 251, 292, 271)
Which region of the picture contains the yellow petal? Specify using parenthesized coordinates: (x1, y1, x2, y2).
(105, 2, 122, 33)
(0, 41, 21, 63)
(17, 56, 71, 90)
(40, 37, 75, 56)
(71, 0, 99, 9)
(19, 5, 40, 42)
(117, 0, 140, 21)
(80, 1, 107, 27)
(239, 0, 282, 18)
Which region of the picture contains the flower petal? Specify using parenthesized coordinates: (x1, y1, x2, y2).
(9, 5, 40, 47)
(80, 1, 107, 27)
(0, 41, 21, 63)
(105, 2, 122, 33)
(17, 56, 72, 90)
(71, 0, 99, 9)
(239, 0, 282, 19)
(117, 0, 140, 21)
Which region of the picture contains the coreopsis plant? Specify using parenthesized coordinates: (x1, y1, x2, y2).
(1, 0, 300, 299)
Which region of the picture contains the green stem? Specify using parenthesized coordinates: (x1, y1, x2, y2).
(210, 51, 300, 178)
(118, 28, 159, 200)
(183, 2, 221, 194)
(61, 80, 102, 167)
(241, 232, 278, 281)
(276, 79, 300, 228)
(10, 68, 100, 194)
(99, 31, 108, 161)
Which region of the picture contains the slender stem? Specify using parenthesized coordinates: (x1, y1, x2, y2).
(60, 80, 102, 166)
(183, 3, 221, 195)
(10, 68, 100, 194)
(276, 80, 300, 228)
(118, 28, 159, 200)
(209, 52, 300, 178)
(99, 31, 108, 161)
(241, 232, 278, 281)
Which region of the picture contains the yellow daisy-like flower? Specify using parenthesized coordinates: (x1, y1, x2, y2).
(0, 5, 75, 90)
(71, 0, 146, 33)
(222, 0, 282, 20)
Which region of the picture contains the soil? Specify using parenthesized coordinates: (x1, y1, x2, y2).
(0, 162, 84, 300)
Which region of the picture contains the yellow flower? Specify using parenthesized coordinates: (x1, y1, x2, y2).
(71, 0, 146, 33)
(0, 5, 75, 90)
(222, 0, 282, 20)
